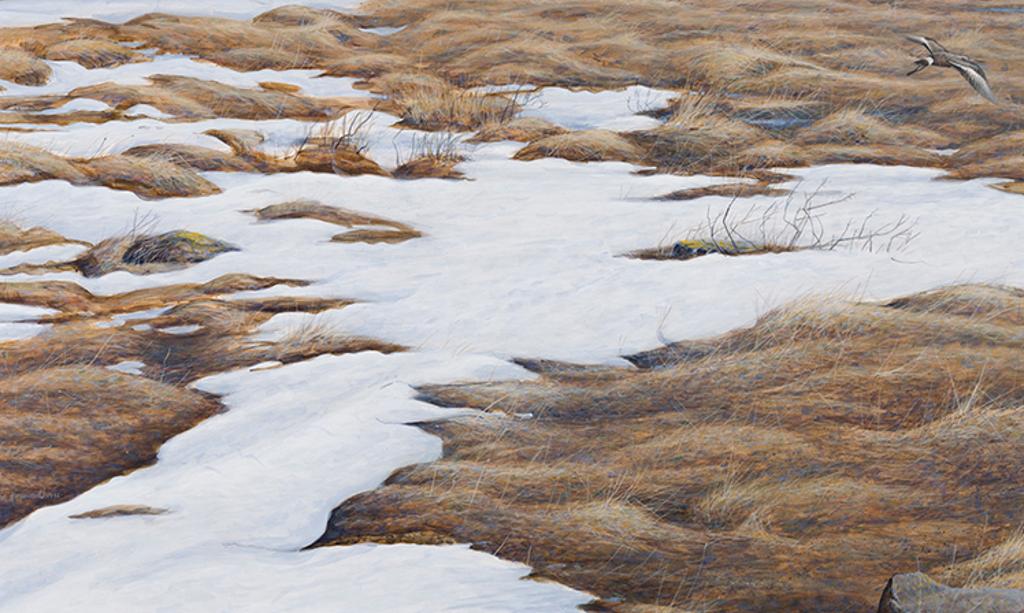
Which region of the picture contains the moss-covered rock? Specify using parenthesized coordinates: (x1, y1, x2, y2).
(71, 230, 238, 277)
(122, 230, 238, 266)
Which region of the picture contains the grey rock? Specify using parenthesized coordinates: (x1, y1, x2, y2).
(878, 572, 1024, 612)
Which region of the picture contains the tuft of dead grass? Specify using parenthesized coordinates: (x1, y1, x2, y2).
(0, 47, 51, 85)
(515, 129, 643, 164)
(312, 283, 1024, 611)
(373, 72, 524, 131)
(248, 199, 422, 243)
(80, 155, 221, 199)
(44, 39, 141, 68)
(468, 116, 567, 144)
(0, 142, 221, 199)
(394, 132, 466, 179)
(69, 505, 169, 519)
(632, 186, 916, 261)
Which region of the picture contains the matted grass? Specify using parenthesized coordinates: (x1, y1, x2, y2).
(312, 284, 1024, 611)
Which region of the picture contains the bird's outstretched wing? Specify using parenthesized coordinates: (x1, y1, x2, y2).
(949, 58, 998, 103)
(905, 35, 946, 54)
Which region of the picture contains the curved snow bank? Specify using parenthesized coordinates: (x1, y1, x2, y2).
(0, 351, 588, 612)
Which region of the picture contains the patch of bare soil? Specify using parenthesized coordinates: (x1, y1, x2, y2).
(0, 269, 403, 527)
(312, 284, 1024, 611)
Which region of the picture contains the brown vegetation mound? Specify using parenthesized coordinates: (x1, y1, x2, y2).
(0, 271, 403, 527)
(0, 47, 51, 85)
(249, 199, 422, 244)
(0, 142, 220, 199)
(0, 220, 89, 255)
(125, 126, 390, 178)
(313, 284, 1024, 611)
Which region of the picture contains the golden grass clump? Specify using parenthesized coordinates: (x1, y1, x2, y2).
(312, 283, 1024, 611)
(0, 143, 218, 200)
(43, 38, 140, 68)
(79, 155, 222, 199)
(0, 365, 221, 526)
(68, 74, 359, 121)
(372, 71, 523, 131)
(393, 132, 466, 179)
(468, 116, 567, 144)
(0, 47, 51, 85)
(121, 124, 391, 178)
(514, 129, 643, 164)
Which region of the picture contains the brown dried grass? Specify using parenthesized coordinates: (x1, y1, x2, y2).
(313, 284, 1024, 611)
(0, 271, 403, 527)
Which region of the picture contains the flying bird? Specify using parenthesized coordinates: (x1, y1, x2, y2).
(905, 35, 998, 103)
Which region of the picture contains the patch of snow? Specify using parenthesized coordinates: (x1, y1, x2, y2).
(123, 104, 174, 119)
(521, 85, 677, 131)
(0, 352, 588, 612)
(94, 306, 171, 329)
(0, 55, 369, 101)
(38, 98, 112, 115)
(248, 360, 282, 371)
(0, 302, 58, 322)
(0, 322, 49, 341)
(107, 360, 145, 375)
(157, 324, 202, 335)
(360, 26, 407, 36)
(0, 243, 86, 269)
(0, 302, 55, 341)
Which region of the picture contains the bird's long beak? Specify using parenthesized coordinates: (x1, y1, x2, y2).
(907, 57, 932, 76)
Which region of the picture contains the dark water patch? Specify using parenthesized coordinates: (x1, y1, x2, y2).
(865, 106, 928, 124)
(970, 6, 1024, 13)
(734, 108, 818, 130)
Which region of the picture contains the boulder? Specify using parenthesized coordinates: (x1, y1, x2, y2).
(878, 573, 1024, 613)
(122, 230, 238, 266)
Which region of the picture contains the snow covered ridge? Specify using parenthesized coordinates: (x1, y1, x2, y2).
(0, 1, 1023, 611)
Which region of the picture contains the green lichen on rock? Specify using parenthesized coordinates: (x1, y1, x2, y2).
(670, 238, 761, 259)
(122, 230, 238, 266)
(70, 230, 238, 277)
